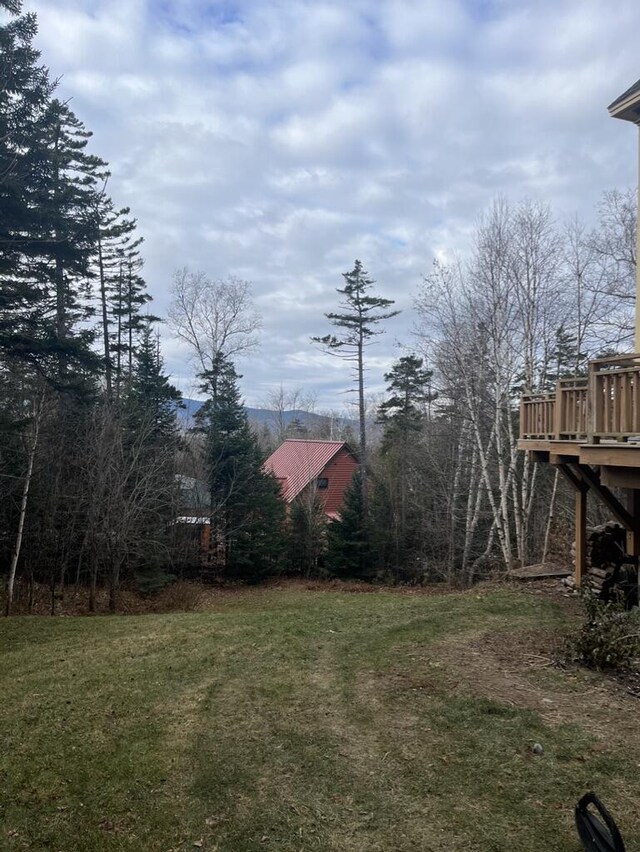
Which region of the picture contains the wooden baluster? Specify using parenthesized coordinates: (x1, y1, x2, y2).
(587, 362, 598, 444)
(617, 373, 625, 437)
(569, 389, 575, 435)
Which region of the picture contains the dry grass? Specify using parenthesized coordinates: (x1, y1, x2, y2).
(1, 585, 639, 851)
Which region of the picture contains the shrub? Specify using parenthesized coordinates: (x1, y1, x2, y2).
(154, 580, 204, 612)
(571, 589, 640, 671)
(134, 566, 176, 596)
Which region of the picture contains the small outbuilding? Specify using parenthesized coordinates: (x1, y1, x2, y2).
(263, 439, 359, 519)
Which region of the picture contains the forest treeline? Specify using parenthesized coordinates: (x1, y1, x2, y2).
(1, 1, 636, 613)
(1, 0, 187, 613)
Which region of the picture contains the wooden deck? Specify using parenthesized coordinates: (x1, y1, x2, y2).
(520, 353, 640, 469)
(519, 353, 640, 587)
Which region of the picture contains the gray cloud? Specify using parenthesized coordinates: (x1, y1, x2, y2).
(26, 0, 640, 406)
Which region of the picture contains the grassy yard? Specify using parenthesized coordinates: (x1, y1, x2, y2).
(1, 585, 639, 851)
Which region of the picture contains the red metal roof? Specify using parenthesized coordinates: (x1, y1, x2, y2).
(264, 439, 356, 503)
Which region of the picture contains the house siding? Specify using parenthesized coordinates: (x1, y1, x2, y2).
(305, 447, 359, 517)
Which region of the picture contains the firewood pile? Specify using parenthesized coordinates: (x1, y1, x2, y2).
(572, 522, 627, 594)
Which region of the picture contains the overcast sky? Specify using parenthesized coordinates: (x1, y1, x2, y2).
(26, 0, 640, 408)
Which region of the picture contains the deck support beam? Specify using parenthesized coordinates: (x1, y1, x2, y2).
(556, 462, 637, 585)
(556, 464, 589, 586)
(556, 463, 585, 494)
(572, 464, 634, 530)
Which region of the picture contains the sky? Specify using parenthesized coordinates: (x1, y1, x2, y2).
(24, 0, 640, 409)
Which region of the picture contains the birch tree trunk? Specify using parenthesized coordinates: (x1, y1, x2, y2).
(447, 420, 467, 580)
(5, 395, 43, 616)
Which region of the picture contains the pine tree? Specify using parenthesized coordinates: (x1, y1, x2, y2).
(325, 469, 371, 580)
(551, 324, 587, 382)
(125, 323, 182, 439)
(0, 3, 101, 612)
(0, 0, 55, 372)
(373, 355, 436, 580)
(92, 191, 138, 398)
(312, 260, 399, 514)
(118, 325, 182, 596)
(287, 491, 327, 576)
(118, 244, 153, 382)
(32, 99, 107, 386)
(196, 355, 285, 582)
(1, 7, 106, 389)
(377, 355, 435, 444)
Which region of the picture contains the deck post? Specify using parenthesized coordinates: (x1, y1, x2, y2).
(625, 488, 640, 558)
(587, 361, 599, 444)
(575, 487, 587, 587)
(557, 463, 589, 586)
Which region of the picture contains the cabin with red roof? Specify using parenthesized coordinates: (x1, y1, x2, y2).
(263, 439, 359, 520)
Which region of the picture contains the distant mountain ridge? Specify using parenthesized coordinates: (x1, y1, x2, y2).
(176, 398, 352, 432)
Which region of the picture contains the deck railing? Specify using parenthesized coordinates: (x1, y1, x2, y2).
(520, 392, 556, 439)
(590, 353, 640, 441)
(519, 354, 640, 443)
(556, 377, 588, 439)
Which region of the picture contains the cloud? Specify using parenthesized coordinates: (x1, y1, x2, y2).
(25, 0, 640, 407)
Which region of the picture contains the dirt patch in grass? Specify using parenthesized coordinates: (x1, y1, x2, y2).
(418, 626, 640, 747)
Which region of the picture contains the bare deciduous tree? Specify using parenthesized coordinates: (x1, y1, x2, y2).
(416, 200, 567, 574)
(587, 189, 637, 349)
(80, 406, 178, 612)
(168, 269, 262, 375)
(263, 384, 318, 445)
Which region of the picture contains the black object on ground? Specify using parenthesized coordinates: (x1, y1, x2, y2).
(575, 793, 626, 852)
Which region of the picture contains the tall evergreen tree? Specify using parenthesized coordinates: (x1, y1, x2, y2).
(312, 259, 399, 514)
(114, 325, 183, 597)
(377, 355, 435, 445)
(196, 355, 285, 582)
(550, 324, 587, 383)
(32, 99, 106, 386)
(117, 243, 153, 383)
(0, 0, 55, 372)
(0, 1, 183, 612)
(373, 355, 436, 580)
(125, 324, 182, 439)
(325, 468, 371, 580)
(92, 190, 137, 398)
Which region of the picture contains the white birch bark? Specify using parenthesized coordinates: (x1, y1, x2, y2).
(5, 394, 44, 616)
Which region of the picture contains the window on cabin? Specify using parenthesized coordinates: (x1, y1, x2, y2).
(317, 477, 328, 489)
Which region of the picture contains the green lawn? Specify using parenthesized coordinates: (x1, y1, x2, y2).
(1, 586, 638, 851)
